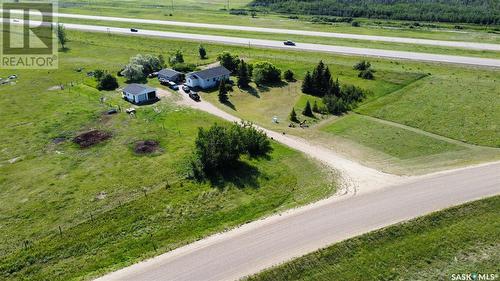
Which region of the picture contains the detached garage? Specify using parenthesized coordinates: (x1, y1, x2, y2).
(122, 84, 157, 104)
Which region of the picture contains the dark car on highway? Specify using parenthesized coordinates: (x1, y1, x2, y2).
(130, 28, 138, 32)
(283, 40, 295, 46)
(189, 91, 200, 101)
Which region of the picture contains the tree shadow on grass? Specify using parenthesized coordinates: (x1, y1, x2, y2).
(208, 161, 262, 190)
(241, 85, 260, 98)
(222, 100, 236, 110)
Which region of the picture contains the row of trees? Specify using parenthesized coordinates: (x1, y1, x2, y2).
(250, 0, 500, 25)
(190, 122, 272, 179)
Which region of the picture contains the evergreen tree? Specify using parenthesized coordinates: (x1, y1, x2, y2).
(218, 79, 228, 103)
(320, 66, 332, 93)
(198, 45, 207, 59)
(284, 69, 294, 81)
(312, 100, 320, 113)
(328, 78, 341, 97)
(302, 100, 314, 117)
(301, 71, 313, 94)
(57, 24, 67, 50)
(311, 60, 325, 95)
(237, 60, 250, 88)
(289, 108, 299, 123)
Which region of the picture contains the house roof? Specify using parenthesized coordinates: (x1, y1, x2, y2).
(123, 84, 155, 96)
(158, 68, 182, 77)
(188, 65, 231, 80)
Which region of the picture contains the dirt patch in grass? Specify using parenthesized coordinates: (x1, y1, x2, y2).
(73, 130, 112, 148)
(134, 140, 160, 154)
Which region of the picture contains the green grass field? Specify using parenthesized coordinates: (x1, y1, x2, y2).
(320, 114, 464, 159)
(247, 196, 500, 281)
(0, 31, 337, 280)
(56, 0, 500, 44)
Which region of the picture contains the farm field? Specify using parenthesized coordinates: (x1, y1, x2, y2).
(56, 17, 500, 59)
(56, 0, 500, 44)
(0, 31, 337, 280)
(246, 195, 500, 281)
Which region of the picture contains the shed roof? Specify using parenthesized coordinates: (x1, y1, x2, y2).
(158, 68, 182, 77)
(123, 84, 155, 96)
(188, 65, 231, 80)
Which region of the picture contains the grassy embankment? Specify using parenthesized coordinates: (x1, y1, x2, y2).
(0, 31, 337, 280)
(247, 196, 500, 281)
(57, 0, 500, 43)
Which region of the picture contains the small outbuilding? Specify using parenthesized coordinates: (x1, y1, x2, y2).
(122, 84, 157, 104)
(185, 65, 231, 90)
(158, 69, 183, 83)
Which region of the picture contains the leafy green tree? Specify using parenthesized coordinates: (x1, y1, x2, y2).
(218, 79, 229, 103)
(57, 24, 67, 49)
(253, 61, 281, 85)
(217, 52, 240, 72)
(98, 74, 119, 91)
(130, 54, 163, 75)
(169, 49, 184, 65)
(121, 63, 144, 81)
(199, 45, 207, 59)
(289, 108, 299, 122)
(284, 69, 294, 81)
(302, 71, 314, 94)
(191, 122, 272, 177)
(302, 100, 314, 117)
(237, 60, 250, 88)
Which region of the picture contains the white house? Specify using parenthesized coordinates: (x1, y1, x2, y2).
(185, 65, 231, 89)
(122, 84, 157, 104)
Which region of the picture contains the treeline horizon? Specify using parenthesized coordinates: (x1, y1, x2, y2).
(249, 0, 500, 25)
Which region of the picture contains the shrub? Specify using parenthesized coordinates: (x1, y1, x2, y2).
(353, 60, 371, 71)
(169, 49, 184, 65)
(284, 69, 294, 81)
(358, 69, 374, 80)
(253, 61, 281, 85)
(199, 45, 207, 59)
(98, 74, 119, 91)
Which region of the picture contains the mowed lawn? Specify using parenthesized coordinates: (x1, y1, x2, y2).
(247, 196, 500, 281)
(0, 33, 336, 280)
(356, 74, 500, 147)
(320, 114, 464, 159)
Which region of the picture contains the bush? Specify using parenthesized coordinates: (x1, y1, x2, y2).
(284, 69, 294, 81)
(199, 45, 207, 59)
(98, 74, 119, 91)
(358, 69, 374, 80)
(191, 122, 272, 177)
(253, 61, 281, 85)
(353, 60, 371, 71)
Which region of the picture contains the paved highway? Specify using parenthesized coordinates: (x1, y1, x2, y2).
(96, 162, 500, 281)
(7, 10, 500, 51)
(7, 19, 499, 68)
